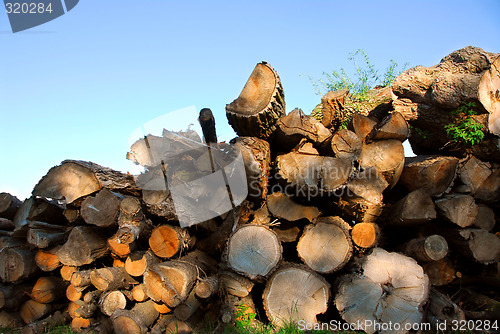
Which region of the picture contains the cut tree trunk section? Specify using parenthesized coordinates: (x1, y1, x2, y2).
(435, 194, 478, 227)
(148, 225, 193, 259)
(320, 88, 349, 129)
(266, 192, 320, 222)
(351, 222, 381, 249)
(56, 226, 108, 266)
(0, 247, 38, 283)
(30, 276, 67, 304)
(0, 193, 21, 220)
(359, 139, 405, 188)
(402, 235, 449, 262)
(383, 189, 437, 226)
(81, 189, 123, 228)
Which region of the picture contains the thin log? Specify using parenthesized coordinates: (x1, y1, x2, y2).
(320, 88, 349, 129)
(124, 250, 159, 277)
(402, 235, 449, 262)
(435, 194, 478, 228)
(66, 284, 83, 302)
(131, 284, 148, 302)
(148, 224, 193, 259)
(194, 275, 219, 299)
(351, 222, 381, 249)
(219, 270, 254, 298)
(60, 266, 78, 282)
(174, 290, 201, 321)
(70, 270, 92, 289)
(90, 267, 137, 291)
(383, 189, 437, 226)
(107, 234, 135, 258)
(99, 290, 127, 316)
(425, 288, 465, 329)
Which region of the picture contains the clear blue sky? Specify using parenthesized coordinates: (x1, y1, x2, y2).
(1, 0, 499, 200)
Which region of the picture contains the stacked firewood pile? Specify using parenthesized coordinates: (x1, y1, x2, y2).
(0, 46, 499, 334)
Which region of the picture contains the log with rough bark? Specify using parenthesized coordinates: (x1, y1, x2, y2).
(114, 196, 150, 246)
(193, 275, 219, 299)
(479, 56, 500, 135)
(226, 62, 285, 139)
(266, 191, 320, 222)
(0, 283, 31, 311)
(402, 235, 448, 262)
(320, 88, 349, 129)
(263, 263, 330, 326)
(274, 108, 331, 151)
(22, 310, 70, 334)
(435, 194, 478, 227)
(399, 155, 459, 196)
(81, 189, 123, 228)
(98, 290, 127, 316)
(352, 112, 377, 141)
(148, 224, 193, 259)
(111, 299, 159, 334)
(335, 248, 429, 334)
(0, 192, 21, 220)
(383, 189, 437, 226)
(32, 160, 139, 203)
(0, 218, 14, 232)
(225, 225, 282, 281)
(31, 276, 67, 304)
(323, 128, 362, 160)
(370, 111, 409, 141)
(131, 284, 148, 302)
(56, 226, 108, 266)
(90, 267, 137, 291)
(359, 139, 405, 187)
(70, 269, 92, 289)
(0, 247, 38, 283)
(297, 217, 352, 274)
(27, 222, 69, 249)
(351, 222, 381, 249)
(472, 204, 495, 231)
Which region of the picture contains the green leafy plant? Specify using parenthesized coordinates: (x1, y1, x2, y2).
(234, 304, 256, 330)
(444, 102, 485, 146)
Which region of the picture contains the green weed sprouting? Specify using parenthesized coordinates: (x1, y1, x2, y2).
(444, 102, 485, 146)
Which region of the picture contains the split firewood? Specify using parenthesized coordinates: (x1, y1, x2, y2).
(194, 275, 219, 299)
(90, 267, 137, 291)
(297, 217, 352, 274)
(359, 139, 405, 187)
(148, 224, 194, 259)
(31, 276, 67, 304)
(274, 108, 331, 151)
(32, 160, 139, 203)
(98, 290, 127, 316)
(335, 248, 429, 334)
(263, 263, 330, 326)
(425, 288, 465, 329)
(382, 189, 437, 226)
(370, 111, 409, 141)
(225, 224, 282, 281)
(0, 192, 21, 220)
(351, 222, 381, 249)
(474, 169, 500, 203)
(446, 228, 500, 264)
(20, 299, 63, 324)
(226, 62, 285, 139)
(0, 247, 39, 283)
(56, 226, 108, 266)
(124, 250, 159, 277)
(320, 88, 349, 129)
(81, 189, 123, 228)
(266, 191, 320, 222)
(402, 235, 449, 262)
(231, 136, 271, 202)
(219, 270, 254, 298)
(275, 152, 353, 196)
(458, 156, 492, 193)
(323, 128, 362, 160)
(435, 194, 478, 227)
(352, 112, 377, 141)
(399, 155, 459, 196)
(111, 300, 159, 334)
(35, 246, 62, 272)
(0, 283, 31, 311)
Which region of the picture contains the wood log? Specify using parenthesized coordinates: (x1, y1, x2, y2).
(112, 257, 125, 268)
(274, 108, 331, 151)
(425, 288, 465, 329)
(231, 136, 271, 202)
(458, 156, 492, 193)
(225, 225, 282, 281)
(32, 160, 139, 203)
(90, 267, 137, 291)
(111, 300, 159, 334)
(174, 290, 200, 321)
(324, 128, 362, 160)
(82, 290, 101, 304)
(35, 246, 62, 272)
(351, 222, 381, 249)
(402, 235, 448, 262)
(359, 139, 405, 187)
(70, 269, 92, 289)
(297, 217, 352, 274)
(0, 283, 31, 311)
(20, 299, 62, 324)
(352, 113, 377, 141)
(99, 290, 127, 316)
(153, 301, 172, 314)
(141, 190, 177, 220)
(472, 204, 495, 231)
(194, 275, 218, 299)
(435, 194, 478, 227)
(0, 310, 23, 328)
(263, 263, 330, 326)
(81, 189, 123, 228)
(474, 168, 500, 203)
(335, 248, 429, 334)
(219, 270, 254, 298)
(0, 247, 38, 283)
(21, 310, 70, 334)
(68, 300, 97, 319)
(60, 266, 78, 282)
(370, 111, 409, 141)
(124, 250, 159, 277)
(198, 108, 217, 144)
(27, 224, 68, 249)
(275, 152, 353, 197)
(272, 225, 301, 243)
(115, 197, 149, 245)
(63, 205, 81, 225)
(131, 284, 148, 302)
(266, 192, 320, 222)
(56, 226, 108, 266)
(226, 61, 285, 139)
(31, 276, 67, 304)
(320, 88, 349, 129)
(383, 189, 437, 226)
(0, 218, 15, 231)
(150, 314, 175, 334)
(447, 228, 500, 264)
(148, 224, 193, 259)
(66, 284, 83, 302)
(71, 317, 94, 332)
(478, 55, 500, 135)
(0, 192, 21, 220)
(454, 288, 500, 320)
(0, 236, 24, 251)
(107, 235, 135, 258)
(144, 250, 216, 307)
(399, 155, 459, 196)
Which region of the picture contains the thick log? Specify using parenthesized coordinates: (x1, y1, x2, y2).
(20, 299, 62, 324)
(320, 88, 349, 129)
(399, 155, 459, 196)
(0, 247, 38, 283)
(66, 284, 83, 302)
(231, 136, 271, 202)
(219, 270, 254, 298)
(0, 218, 15, 231)
(148, 224, 194, 259)
(435, 194, 478, 227)
(359, 139, 405, 187)
(225, 225, 282, 281)
(90, 267, 137, 291)
(0, 283, 31, 311)
(370, 111, 409, 141)
(274, 108, 331, 151)
(478, 56, 500, 135)
(141, 190, 177, 220)
(383, 189, 437, 226)
(324, 128, 362, 160)
(111, 300, 159, 334)
(351, 222, 381, 249)
(194, 275, 219, 299)
(99, 290, 127, 316)
(266, 192, 320, 222)
(31, 276, 67, 304)
(263, 264, 330, 326)
(124, 250, 159, 277)
(32, 160, 139, 203)
(21, 310, 70, 334)
(27, 223, 68, 249)
(226, 62, 285, 139)
(107, 235, 135, 258)
(56, 226, 108, 266)
(0, 192, 21, 220)
(81, 189, 123, 228)
(335, 248, 429, 334)
(35, 246, 62, 272)
(293, 138, 319, 155)
(115, 197, 149, 245)
(297, 217, 352, 274)
(402, 235, 448, 262)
